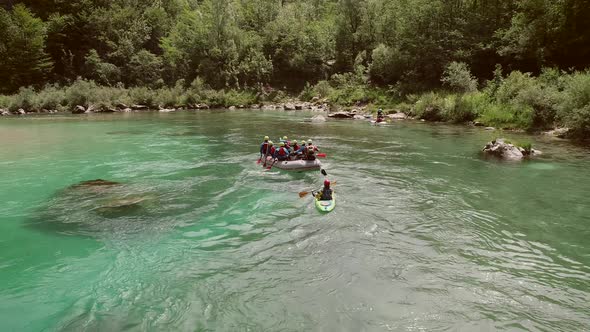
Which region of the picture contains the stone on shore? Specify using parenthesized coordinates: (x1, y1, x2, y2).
(72, 105, 86, 114)
(328, 111, 354, 119)
(545, 128, 570, 138)
(284, 103, 296, 111)
(131, 104, 148, 110)
(387, 112, 408, 120)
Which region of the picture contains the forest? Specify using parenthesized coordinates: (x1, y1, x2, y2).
(1, 0, 590, 136)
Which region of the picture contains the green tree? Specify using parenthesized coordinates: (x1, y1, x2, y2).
(0, 4, 53, 93)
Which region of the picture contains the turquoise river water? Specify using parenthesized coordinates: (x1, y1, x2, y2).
(0, 111, 589, 331)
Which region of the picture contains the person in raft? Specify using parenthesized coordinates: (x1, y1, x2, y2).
(268, 141, 276, 157)
(295, 141, 307, 158)
(315, 179, 333, 201)
(377, 109, 385, 122)
(307, 139, 319, 152)
(303, 142, 316, 160)
(275, 142, 290, 161)
(260, 136, 271, 156)
(291, 140, 300, 155)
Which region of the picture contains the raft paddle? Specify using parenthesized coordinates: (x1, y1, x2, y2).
(317, 153, 326, 158)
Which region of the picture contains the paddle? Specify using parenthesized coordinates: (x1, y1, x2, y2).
(298, 181, 336, 198)
(299, 169, 333, 197)
(266, 158, 278, 170)
(257, 153, 262, 164)
(317, 153, 326, 158)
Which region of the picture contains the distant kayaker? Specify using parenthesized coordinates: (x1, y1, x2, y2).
(275, 142, 290, 161)
(315, 180, 333, 201)
(377, 109, 385, 123)
(260, 136, 271, 155)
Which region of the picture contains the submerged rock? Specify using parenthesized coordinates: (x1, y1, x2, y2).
(29, 179, 162, 237)
(311, 115, 327, 122)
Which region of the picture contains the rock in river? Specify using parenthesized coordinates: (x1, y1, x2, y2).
(482, 138, 541, 161)
(28, 179, 162, 237)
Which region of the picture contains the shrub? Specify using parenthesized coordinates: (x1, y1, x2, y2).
(441, 61, 478, 93)
(557, 70, 590, 137)
(313, 80, 332, 98)
(413, 92, 446, 121)
(453, 92, 490, 122)
(34, 84, 66, 110)
(64, 79, 99, 108)
(9, 87, 36, 111)
(298, 82, 315, 101)
(477, 103, 533, 129)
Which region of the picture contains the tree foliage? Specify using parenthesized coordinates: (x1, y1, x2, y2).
(0, 0, 589, 94)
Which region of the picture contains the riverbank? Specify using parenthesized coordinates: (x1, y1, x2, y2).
(1, 66, 590, 141)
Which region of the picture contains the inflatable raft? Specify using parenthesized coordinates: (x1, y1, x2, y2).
(264, 156, 322, 171)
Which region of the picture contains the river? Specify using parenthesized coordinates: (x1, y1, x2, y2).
(0, 111, 589, 331)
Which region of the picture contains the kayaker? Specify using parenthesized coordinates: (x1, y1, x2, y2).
(276, 142, 290, 161)
(260, 136, 271, 155)
(377, 109, 385, 123)
(315, 180, 333, 201)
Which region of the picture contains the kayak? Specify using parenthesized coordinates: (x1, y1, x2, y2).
(264, 156, 322, 171)
(371, 120, 387, 126)
(315, 192, 336, 212)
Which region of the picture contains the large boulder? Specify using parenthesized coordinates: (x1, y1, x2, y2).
(17, 108, 27, 115)
(353, 114, 365, 120)
(328, 111, 354, 119)
(72, 105, 86, 114)
(311, 115, 327, 122)
(228, 106, 237, 110)
(284, 103, 296, 111)
(482, 138, 541, 161)
(131, 104, 148, 110)
(545, 127, 570, 138)
(0, 109, 9, 116)
(387, 112, 408, 120)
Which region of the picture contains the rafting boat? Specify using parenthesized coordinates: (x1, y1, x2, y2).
(315, 192, 336, 212)
(264, 156, 322, 171)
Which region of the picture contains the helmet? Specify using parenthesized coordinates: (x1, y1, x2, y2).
(279, 142, 285, 147)
(324, 179, 331, 187)
(264, 136, 269, 140)
(283, 136, 288, 140)
(308, 139, 313, 144)
(269, 141, 273, 145)
(293, 140, 297, 144)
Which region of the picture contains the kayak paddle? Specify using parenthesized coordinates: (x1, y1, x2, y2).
(299, 181, 336, 198)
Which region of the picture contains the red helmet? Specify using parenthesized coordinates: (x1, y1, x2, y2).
(324, 179, 331, 186)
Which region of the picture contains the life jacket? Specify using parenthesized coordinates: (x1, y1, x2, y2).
(270, 146, 276, 156)
(277, 147, 289, 156)
(292, 144, 300, 152)
(260, 142, 269, 154)
(321, 187, 332, 200)
(305, 146, 316, 160)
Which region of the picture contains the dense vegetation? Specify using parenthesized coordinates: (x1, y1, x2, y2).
(1, 0, 590, 137)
